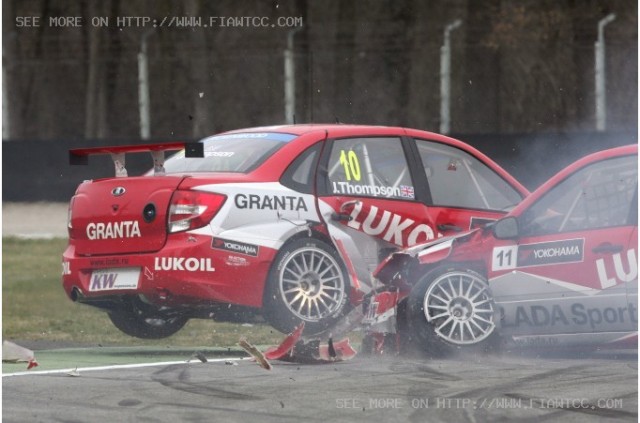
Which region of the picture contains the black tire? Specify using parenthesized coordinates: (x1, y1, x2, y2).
(263, 238, 350, 335)
(406, 266, 499, 357)
(108, 299, 188, 339)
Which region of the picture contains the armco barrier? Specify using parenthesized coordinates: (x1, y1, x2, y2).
(2, 131, 635, 202)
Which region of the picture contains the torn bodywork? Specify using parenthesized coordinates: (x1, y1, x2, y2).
(264, 322, 357, 363)
(259, 233, 480, 362)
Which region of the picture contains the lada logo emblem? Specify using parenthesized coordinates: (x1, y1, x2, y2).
(112, 187, 126, 197)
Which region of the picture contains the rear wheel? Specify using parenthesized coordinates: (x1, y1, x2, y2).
(108, 298, 188, 339)
(407, 267, 499, 356)
(264, 238, 350, 335)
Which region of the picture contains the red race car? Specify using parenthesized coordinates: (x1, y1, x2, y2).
(62, 125, 528, 338)
(371, 145, 637, 355)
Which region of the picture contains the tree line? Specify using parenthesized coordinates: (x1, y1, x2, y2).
(3, 0, 637, 141)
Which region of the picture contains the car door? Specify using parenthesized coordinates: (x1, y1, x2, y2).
(492, 153, 638, 337)
(412, 139, 525, 233)
(316, 136, 434, 293)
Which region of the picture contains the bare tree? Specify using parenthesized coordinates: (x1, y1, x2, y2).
(2, 0, 636, 139)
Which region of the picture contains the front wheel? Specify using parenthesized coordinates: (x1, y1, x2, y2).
(264, 238, 350, 335)
(406, 267, 499, 357)
(108, 298, 188, 339)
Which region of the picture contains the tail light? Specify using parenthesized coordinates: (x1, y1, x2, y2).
(168, 190, 227, 233)
(67, 196, 76, 238)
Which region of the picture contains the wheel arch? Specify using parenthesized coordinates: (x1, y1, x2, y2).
(410, 259, 488, 287)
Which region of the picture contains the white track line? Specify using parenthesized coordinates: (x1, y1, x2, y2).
(2, 357, 247, 378)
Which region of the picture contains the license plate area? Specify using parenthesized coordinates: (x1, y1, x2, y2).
(89, 268, 140, 292)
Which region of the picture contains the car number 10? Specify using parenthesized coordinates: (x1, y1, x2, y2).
(339, 150, 361, 181)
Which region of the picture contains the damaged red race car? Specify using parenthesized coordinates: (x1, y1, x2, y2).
(62, 125, 528, 339)
(369, 144, 637, 356)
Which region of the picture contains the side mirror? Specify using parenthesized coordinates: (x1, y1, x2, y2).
(493, 216, 519, 239)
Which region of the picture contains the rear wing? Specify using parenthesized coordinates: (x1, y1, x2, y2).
(69, 142, 204, 177)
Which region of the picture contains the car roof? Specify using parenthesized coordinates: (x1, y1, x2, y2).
(223, 124, 403, 135)
(219, 124, 530, 197)
(509, 144, 637, 216)
(221, 124, 446, 141)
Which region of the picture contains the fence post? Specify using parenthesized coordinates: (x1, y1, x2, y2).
(440, 19, 462, 134)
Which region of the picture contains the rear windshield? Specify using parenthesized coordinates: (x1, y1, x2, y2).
(163, 132, 297, 174)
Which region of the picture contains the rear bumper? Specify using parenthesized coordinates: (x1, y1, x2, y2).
(62, 232, 277, 308)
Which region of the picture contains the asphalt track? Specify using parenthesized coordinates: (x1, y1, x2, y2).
(2, 347, 637, 422)
(2, 204, 638, 421)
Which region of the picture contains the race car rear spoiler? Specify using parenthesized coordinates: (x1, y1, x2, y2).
(69, 142, 204, 177)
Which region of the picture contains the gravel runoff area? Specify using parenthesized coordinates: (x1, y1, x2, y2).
(2, 202, 69, 238)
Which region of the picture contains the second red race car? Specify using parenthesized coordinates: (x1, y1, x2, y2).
(62, 125, 528, 338)
(371, 145, 637, 356)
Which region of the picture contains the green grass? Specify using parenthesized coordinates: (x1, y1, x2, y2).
(2, 237, 283, 348)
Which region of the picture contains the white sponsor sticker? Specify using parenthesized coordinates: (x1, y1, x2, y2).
(86, 220, 141, 240)
(492, 246, 518, 271)
(89, 268, 140, 291)
(62, 261, 71, 275)
(154, 257, 215, 272)
(204, 151, 235, 157)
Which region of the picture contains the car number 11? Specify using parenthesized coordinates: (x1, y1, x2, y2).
(492, 246, 518, 271)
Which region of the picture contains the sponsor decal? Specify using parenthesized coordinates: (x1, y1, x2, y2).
(597, 248, 638, 289)
(89, 268, 140, 291)
(331, 182, 415, 199)
(86, 220, 141, 240)
(216, 133, 269, 139)
(517, 239, 584, 267)
(89, 258, 130, 266)
(234, 194, 308, 212)
(501, 303, 638, 330)
(62, 261, 71, 276)
(154, 257, 215, 272)
(212, 238, 259, 256)
(492, 239, 584, 271)
(204, 151, 235, 158)
(346, 202, 435, 247)
(224, 255, 251, 267)
(209, 132, 297, 142)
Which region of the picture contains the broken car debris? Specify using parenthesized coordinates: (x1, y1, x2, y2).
(2, 340, 39, 370)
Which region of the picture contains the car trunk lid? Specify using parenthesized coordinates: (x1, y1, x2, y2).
(70, 176, 186, 255)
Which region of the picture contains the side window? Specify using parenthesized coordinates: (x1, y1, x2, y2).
(520, 155, 638, 236)
(281, 143, 321, 194)
(415, 140, 522, 210)
(326, 137, 415, 200)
